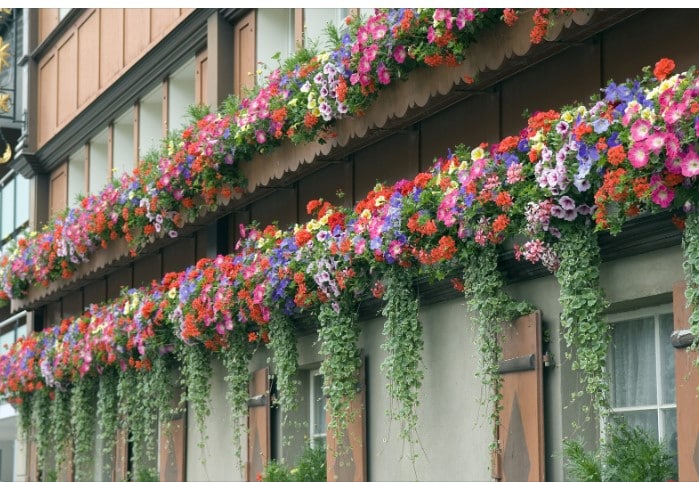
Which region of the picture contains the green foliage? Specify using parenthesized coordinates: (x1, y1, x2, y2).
(96, 369, 119, 465)
(220, 332, 253, 467)
(380, 268, 423, 460)
(564, 420, 676, 482)
(178, 343, 212, 449)
(461, 244, 531, 450)
(71, 377, 98, 480)
(260, 446, 327, 482)
(317, 301, 360, 443)
(555, 225, 610, 417)
(268, 311, 300, 414)
(683, 211, 699, 335)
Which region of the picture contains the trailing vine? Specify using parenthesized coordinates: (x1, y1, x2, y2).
(71, 376, 98, 480)
(461, 245, 530, 448)
(220, 333, 253, 467)
(317, 301, 361, 443)
(32, 389, 52, 471)
(380, 268, 423, 458)
(179, 343, 212, 448)
(268, 310, 300, 414)
(50, 388, 72, 472)
(683, 211, 699, 334)
(96, 369, 119, 464)
(555, 225, 609, 417)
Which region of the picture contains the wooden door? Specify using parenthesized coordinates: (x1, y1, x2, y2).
(672, 281, 699, 481)
(493, 311, 545, 482)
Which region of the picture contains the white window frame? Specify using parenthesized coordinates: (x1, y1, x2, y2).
(309, 369, 326, 448)
(606, 303, 676, 444)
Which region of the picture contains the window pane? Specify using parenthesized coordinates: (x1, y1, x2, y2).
(659, 313, 676, 404)
(620, 409, 659, 440)
(303, 9, 348, 49)
(662, 408, 678, 462)
(312, 373, 326, 436)
(68, 149, 86, 206)
(15, 173, 30, 228)
(1, 179, 15, 238)
(89, 130, 109, 194)
(611, 317, 656, 407)
(257, 9, 294, 77)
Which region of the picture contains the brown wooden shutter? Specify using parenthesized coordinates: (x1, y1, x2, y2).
(326, 357, 367, 482)
(112, 428, 129, 482)
(233, 11, 256, 98)
(673, 281, 699, 481)
(493, 311, 545, 482)
(159, 385, 186, 482)
(27, 437, 38, 482)
(247, 367, 270, 482)
(49, 163, 68, 216)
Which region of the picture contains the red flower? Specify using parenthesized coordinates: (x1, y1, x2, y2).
(653, 58, 675, 81)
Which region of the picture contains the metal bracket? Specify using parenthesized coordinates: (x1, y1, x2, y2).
(247, 394, 267, 407)
(671, 329, 695, 349)
(498, 354, 535, 374)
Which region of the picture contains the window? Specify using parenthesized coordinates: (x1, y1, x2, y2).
(89, 128, 109, 195)
(0, 311, 27, 355)
(67, 147, 86, 206)
(302, 9, 349, 50)
(309, 369, 326, 448)
(168, 58, 196, 134)
(139, 86, 163, 161)
(256, 9, 295, 78)
(0, 170, 29, 243)
(113, 109, 135, 177)
(608, 305, 677, 457)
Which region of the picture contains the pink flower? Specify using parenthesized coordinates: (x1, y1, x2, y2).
(628, 145, 649, 168)
(456, 8, 475, 29)
(681, 149, 699, 177)
(377, 62, 391, 85)
(630, 119, 651, 142)
(255, 130, 266, 144)
(427, 26, 436, 44)
(651, 184, 674, 208)
(393, 45, 407, 64)
(644, 132, 666, 154)
(663, 103, 686, 125)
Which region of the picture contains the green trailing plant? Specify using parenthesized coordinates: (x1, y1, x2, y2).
(220, 332, 253, 467)
(96, 369, 119, 464)
(683, 210, 699, 335)
(380, 268, 424, 459)
(563, 419, 676, 482)
(555, 225, 610, 417)
(50, 388, 72, 473)
(461, 245, 530, 442)
(268, 310, 300, 414)
(317, 300, 361, 444)
(70, 376, 98, 480)
(32, 389, 52, 471)
(178, 343, 213, 449)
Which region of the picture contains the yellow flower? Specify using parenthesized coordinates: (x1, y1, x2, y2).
(168, 287, 177, 299)
(0, 93, 10, 113)
(375, 195, 386, 207)
(470, 146, 485, 161)
(561, 111, 574, 123)
(360, 209, 371, 220)
(0, 38, 9, 70)
(288, 98, 298, 107)
(532, 141, 545, 153)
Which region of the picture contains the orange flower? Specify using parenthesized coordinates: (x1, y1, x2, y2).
(607, 145, 626, 166)
(653, 58, 675, 81)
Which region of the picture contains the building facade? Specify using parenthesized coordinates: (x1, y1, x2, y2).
(1, 7, 699, 482)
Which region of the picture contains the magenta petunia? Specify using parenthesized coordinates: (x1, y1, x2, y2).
(630, 119, 652, 142)
(628, 145, 649, 168)
(393, 45, 407, 64)
(681, 149, 699, 177)
(651, 184, 675, 208)
(377, 62, 391, 85)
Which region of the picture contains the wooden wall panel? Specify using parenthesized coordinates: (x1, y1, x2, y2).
(250, 189, 298, 230)
(39, 9, 60, 44)
(234, 11, 256, 97)
(62, 290, 85, 318)
(151, 9, 180, 42)
(124, 9, 151, 66)
(57, 33, 78, 125)
(107, 266, 132, 299)
(38, 54, 57, 146)
(83, 279, 107, 306)
(602, 10, 699, 85)
(133, 253, 162, 289)
(298, 162, 353, 222)
(195, 50, 208, 106)
(354, 129, 420, 200)
(100, 9, 125, 88)
(77, 10, 100, 107)
(420, 92, 500, 170)
(162, 237, 196, 274)
(501, 41, 600, 137)
(49, 163, 68, 216)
